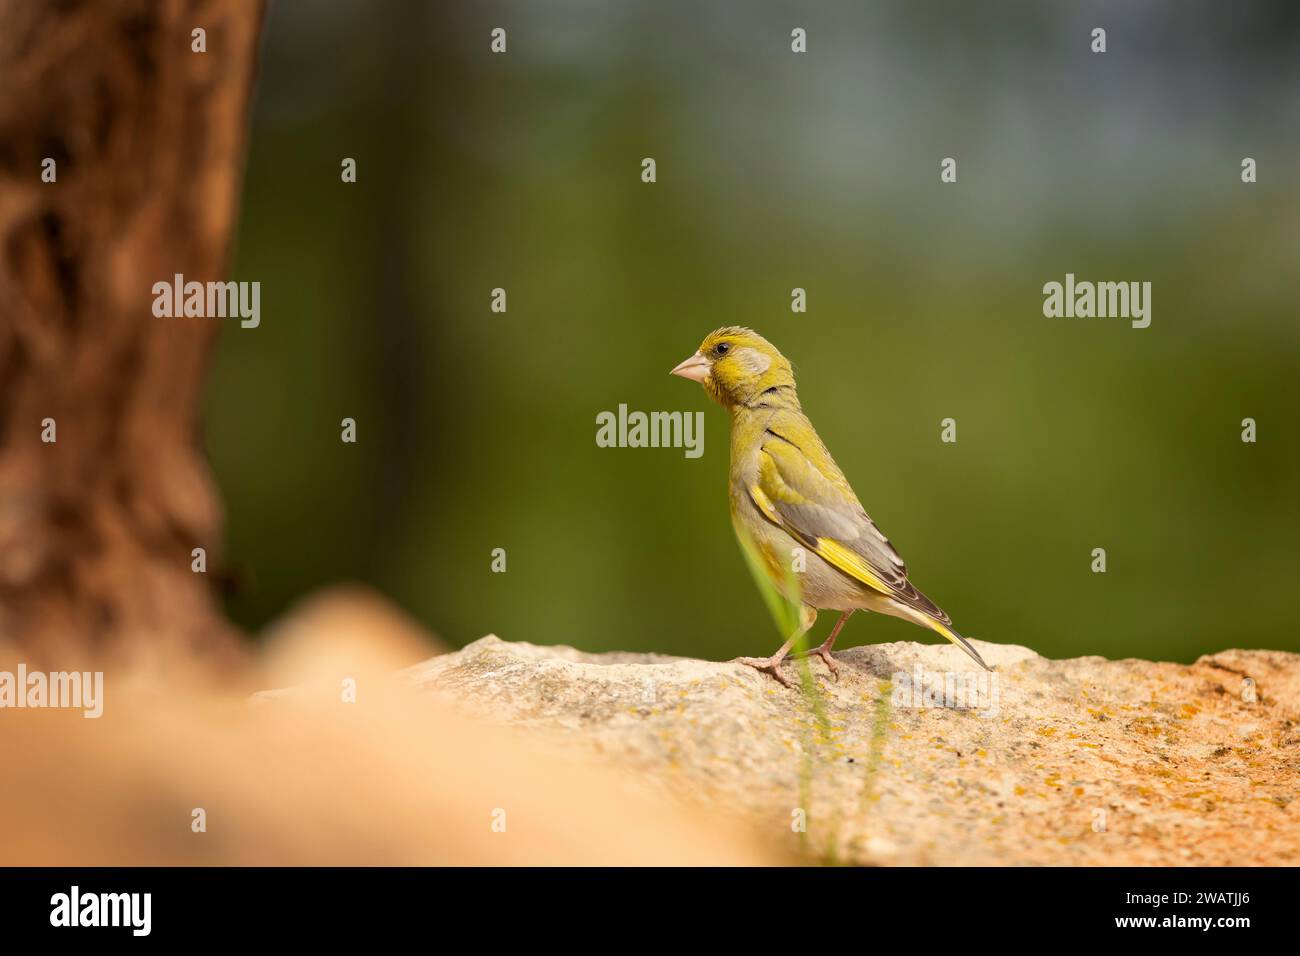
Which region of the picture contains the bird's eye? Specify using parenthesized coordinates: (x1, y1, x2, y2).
(714, 342, 731, 356)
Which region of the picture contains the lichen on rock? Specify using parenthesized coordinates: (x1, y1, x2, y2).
(410, 636, 1299, 865)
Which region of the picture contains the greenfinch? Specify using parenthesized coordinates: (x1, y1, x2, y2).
(671, 327, 990, 686)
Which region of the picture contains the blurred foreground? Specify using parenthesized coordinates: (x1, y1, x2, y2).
(0, 587, 779, 866)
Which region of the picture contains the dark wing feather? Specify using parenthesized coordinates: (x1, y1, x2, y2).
(750, 431, 950, 624)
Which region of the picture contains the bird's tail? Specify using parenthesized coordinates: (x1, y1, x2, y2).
(922, 617, 991, 672)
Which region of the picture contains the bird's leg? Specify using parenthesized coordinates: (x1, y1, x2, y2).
(733, 632, 803, 689)
(788, 610, 853, 680)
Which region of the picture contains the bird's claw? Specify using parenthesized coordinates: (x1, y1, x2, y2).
(818, 651, 841, 682)
(733, 656, 796, 689)
(789, 645, 841, 681)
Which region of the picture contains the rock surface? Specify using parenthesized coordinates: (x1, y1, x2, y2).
(409, 636, 1299, 865)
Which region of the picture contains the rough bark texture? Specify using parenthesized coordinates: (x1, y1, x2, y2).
(412, 636, 1300, 865)
(0, 0, 264, 667)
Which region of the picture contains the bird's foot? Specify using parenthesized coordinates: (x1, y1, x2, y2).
(733, 655, 796, 689)
(788, 642, 841, 681)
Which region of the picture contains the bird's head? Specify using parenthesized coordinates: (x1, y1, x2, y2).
(670, 327, 796, 408)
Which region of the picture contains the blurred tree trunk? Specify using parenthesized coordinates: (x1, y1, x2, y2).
(0, 0, 265, 668)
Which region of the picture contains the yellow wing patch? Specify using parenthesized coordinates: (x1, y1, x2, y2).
(748, 483, 781, 524)
(747, 481, 894, 598)
(808, 536, 896, 597)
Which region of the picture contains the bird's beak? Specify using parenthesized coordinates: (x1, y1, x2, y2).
(670, 352, 711, 383)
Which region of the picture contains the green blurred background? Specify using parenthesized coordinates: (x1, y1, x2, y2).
(206, 1, 1300, 663)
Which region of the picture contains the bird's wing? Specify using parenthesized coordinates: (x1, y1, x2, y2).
(748, 430, 951, 625)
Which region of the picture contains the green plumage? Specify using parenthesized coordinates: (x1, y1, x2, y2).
(671, 327, 990, 681)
